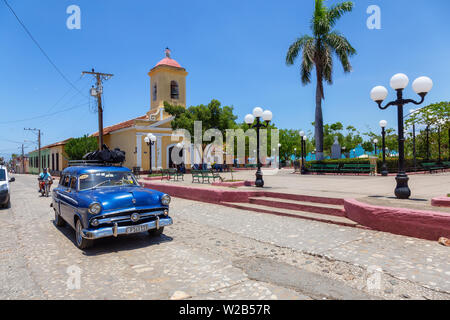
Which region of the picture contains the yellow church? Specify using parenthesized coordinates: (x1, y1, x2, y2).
(94, 48, 188, 172)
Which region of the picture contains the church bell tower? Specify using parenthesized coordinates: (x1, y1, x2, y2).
(148, 48, 188, 117)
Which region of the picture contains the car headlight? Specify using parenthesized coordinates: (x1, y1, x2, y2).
(88, 203, 102, 215)
(161, 194, 171, 206)
(0, 184, 7, 191)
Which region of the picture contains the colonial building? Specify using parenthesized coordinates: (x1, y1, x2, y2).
(27, 139, 69, 174)
(93, 49, 187, 171)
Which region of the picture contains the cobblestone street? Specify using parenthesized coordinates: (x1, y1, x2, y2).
(1, 175, 449, 300)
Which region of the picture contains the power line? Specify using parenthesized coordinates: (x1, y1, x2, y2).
(0, 101, 90, 125)
(3, 0, 86, 98)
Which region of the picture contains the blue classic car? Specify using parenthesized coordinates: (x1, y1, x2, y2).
(52, 164, 172, 249)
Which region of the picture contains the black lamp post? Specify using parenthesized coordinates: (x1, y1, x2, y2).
(408, 109, 417, 171)
(278, 144, 282, 169)
(379, 120, 388, 176)
(425, 123, 431, 161)
(144, 133, 156, 174)
(371, 73, 433, 199)
(245, 107, 273, 188)
(299, 131, 307, 174)
(373, 138, 378, 155)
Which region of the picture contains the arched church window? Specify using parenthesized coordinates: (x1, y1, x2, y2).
(170, 81, 179, 99)
(153, 84, 157, 101)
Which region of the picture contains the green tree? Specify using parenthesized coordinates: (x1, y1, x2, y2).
(286, 0, 356, 160)
(164, 99, 239, 163)
(64, 135, 98, 160)
(405, 101, 449, 160)
(279, 129, 301, 161)
(164, 99, 238, 139)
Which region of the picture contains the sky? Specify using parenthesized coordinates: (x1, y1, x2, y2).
(0, 0, 449, 158)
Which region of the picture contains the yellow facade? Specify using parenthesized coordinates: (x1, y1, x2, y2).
(100, 50, 188, 171)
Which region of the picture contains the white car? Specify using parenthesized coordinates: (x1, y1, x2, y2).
(0, 165, 15, 208)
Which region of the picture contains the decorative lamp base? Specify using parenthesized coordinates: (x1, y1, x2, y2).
(395, 174, 411, 199)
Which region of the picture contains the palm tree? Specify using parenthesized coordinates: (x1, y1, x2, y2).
(286, 0, 356, 160)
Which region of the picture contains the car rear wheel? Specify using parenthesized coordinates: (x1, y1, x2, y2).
(148, 227, 164, 237)
(75, 219, 93, 249)
(54, 209, 65, 227)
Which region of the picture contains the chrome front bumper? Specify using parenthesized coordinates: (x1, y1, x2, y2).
(81, 216, 173, 240)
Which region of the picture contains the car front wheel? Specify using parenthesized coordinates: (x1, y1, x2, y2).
(148, 227, 164, 237)
(75, 219, 93, 249)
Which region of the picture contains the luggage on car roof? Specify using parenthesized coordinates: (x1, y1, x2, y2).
(83, 144, 126, 164)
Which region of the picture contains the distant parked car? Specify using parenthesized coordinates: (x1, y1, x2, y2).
(52, 162, 172, 249)
(0, 165, 15, 208)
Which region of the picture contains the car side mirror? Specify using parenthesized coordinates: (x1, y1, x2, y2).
(9, 177, 15, 182)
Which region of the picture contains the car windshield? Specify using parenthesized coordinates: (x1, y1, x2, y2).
(0, 169, 5, 181)
(79, 171, 138, 190)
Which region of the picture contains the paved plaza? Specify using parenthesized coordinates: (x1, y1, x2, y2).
(1, 174, 449, 300)
(146, 169, 450, 211)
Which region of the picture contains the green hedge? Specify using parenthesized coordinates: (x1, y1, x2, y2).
(305, 158, 440, 173)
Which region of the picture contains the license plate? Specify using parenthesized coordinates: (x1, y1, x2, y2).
(126, 225, 149, 234)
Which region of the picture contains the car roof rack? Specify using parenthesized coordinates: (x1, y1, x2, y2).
(68, 160, 123, 167)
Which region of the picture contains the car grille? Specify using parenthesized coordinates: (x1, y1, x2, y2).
(92, 208, 167, 227)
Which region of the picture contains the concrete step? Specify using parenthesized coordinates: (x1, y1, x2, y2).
(262, 191, 344, 206)
(221, 202, 359, 228)
(248, 197, 345, 217)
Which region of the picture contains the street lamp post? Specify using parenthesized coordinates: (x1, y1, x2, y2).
(437, 119, 445, 163)
(425, 115, 432, 161)
(278, 143, 282, 169)
(379, 120, 388, 176)
(373, 138, 378, 155)
(409, 109, 417, 171)
(302, 136, 307, 173)
(371, 73, 433, 199)
(144, 133, 156, 174)
(245, 107, 273, 188)
(299, 131, 306, 174)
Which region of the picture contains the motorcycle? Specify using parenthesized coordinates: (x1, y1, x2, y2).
(39, 178, 53, 197)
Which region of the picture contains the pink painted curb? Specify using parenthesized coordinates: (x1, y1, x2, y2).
(143, 176, 165, 181)
(431, 196, 450, 208)
(141, 181, 261, 204)
(211, 180, 255, 187)
(344, 199, 450, 241)
(142, 181, 344, 205)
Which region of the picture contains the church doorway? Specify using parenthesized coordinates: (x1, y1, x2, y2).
(168, 145, 184, 168)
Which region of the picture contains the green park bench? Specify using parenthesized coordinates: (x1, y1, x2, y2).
(308, 163, 339, 174)
(161, 169, 169, 180)
(443, 161, 450, 168)
(161, 168, 184, 181)
(191, 169, 223, 183)
(168, 168, 184, 181)
(191, 170, 203, 183)
(421, 162, 445, 173)
(340, 163, 375, 175)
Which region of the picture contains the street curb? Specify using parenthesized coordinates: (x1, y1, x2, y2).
(344, 198, 450, 241)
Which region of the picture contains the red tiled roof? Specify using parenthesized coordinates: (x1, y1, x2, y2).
(155, 57, 182, 69)
(91, 115, 148, 137)
(42, 138, 71, 149)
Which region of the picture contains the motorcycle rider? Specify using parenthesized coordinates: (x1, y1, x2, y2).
(38, 168, 52, 193)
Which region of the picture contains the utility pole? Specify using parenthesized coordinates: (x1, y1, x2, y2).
(21, 144, 24, 174)
(24, 128, 41, 173)
(82, 69, 113, 150)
